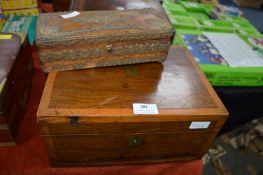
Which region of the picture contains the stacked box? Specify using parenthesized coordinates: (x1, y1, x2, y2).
(169, 15, 200, 30)
(179, 1, 214, 13)
(163, 2, 189, 16)
(240, 36, 263, 57)
(199, 19, 233, 32)
(36, 9, 174, 72)
(176, 32, 263, 86)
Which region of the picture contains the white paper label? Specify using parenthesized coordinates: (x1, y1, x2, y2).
(133, 103, 159, 115)
(61, 11, 80, 19)
(115, 6, 125, 10)
(189, 121, 211, 129)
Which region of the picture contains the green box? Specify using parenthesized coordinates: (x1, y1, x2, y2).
(240, 36, 263, 57)
(200, 64, 263, 86)
(180, 1, 214, 13)
(189, 13, 209, 20)
(220, 15, 250, 25)
(174, 32, 263, 86)
(173, 34, 186, 46)
(163, 3, 189, 16)
(169, 15, 200, 30)
(173, 29, 202, 46)
(235, 28, 262, 38)
(200, 19, 233, 33)
(163, 0, 177, 5)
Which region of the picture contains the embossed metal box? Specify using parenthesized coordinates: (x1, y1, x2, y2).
(37, 46, 228, 166)
(36, 8, 174, 72)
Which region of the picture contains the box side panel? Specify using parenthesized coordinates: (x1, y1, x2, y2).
(38, 37, 172, 72)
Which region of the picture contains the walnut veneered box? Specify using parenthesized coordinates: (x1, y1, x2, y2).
(37, 46, 228, 166)
(35, 8, 174, 72)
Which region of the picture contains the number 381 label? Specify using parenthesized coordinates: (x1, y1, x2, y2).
(132, 103, 159, 115)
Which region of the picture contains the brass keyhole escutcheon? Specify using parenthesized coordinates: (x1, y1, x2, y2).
(105, 45, 113, 53)
(128, 136, 143, 147)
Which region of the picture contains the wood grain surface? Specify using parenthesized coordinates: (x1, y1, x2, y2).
(38, 46, 227, 119)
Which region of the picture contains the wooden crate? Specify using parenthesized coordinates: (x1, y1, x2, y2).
(37, 46, 228, 166)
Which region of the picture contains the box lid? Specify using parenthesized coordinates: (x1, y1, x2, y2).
(37, 46, 228, 123)
(35, 8, 174, 45)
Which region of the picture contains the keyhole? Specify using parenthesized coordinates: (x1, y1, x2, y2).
(106, 45, 113, 52)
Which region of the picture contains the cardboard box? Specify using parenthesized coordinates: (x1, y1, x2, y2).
(174, 31, 263, 86)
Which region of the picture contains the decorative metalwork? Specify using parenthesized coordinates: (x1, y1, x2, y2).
(36, 8, 174, 45)
(39, 48, 102, 62)
(37, 32, 173, 47)
(43, 55, 166, 72)
(112, 42, 170, 55)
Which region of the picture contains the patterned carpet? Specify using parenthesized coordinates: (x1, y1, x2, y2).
(203, 117, 263, 175)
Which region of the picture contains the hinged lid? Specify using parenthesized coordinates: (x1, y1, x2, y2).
(36, 8, 174, 45)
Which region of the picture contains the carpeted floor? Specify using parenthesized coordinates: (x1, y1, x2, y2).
(203, 116, 263, 175)
(0, 47, 202, 175)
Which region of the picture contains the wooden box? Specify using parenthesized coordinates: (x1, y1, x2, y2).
(35, 8, 174, 72)
(37, 46, 228, 166)
(0, 33, 33, 146)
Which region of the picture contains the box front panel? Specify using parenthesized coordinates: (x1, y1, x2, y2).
(38, 38, 171, 72)
(44, 131, 216, 166)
